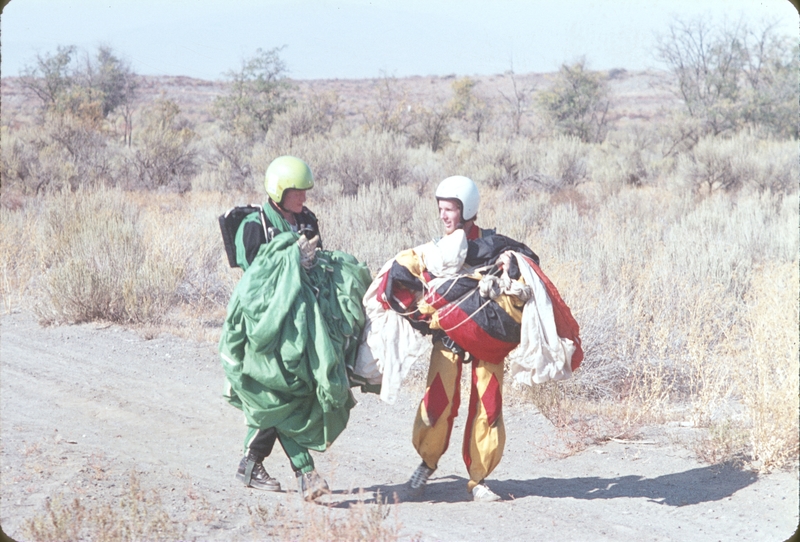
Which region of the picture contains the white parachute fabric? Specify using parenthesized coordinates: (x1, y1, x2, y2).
(354, 260, 430, 404)
(416, 228, 468, 277)
(507, 252, 577, 386)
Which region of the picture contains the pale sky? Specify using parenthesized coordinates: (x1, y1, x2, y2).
(1, 0, 797, 80)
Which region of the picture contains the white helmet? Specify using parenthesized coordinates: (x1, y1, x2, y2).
(435, 175, 479, 222)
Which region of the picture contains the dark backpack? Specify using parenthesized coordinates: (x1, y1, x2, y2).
(218, 205, 269, 268)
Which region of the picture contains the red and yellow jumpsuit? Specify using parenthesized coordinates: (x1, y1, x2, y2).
(412, 224, 507, 492)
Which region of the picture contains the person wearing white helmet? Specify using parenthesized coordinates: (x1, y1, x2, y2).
(434, 175, 481, 235)
(408, 175, 508, 503)
(363, 174, 576, 502)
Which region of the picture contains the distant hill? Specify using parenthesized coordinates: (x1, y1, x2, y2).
(1, 70, 679, 130)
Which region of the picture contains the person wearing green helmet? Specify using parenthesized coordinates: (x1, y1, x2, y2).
(236, 155, 322, 270)
(220, 155, 369, 501)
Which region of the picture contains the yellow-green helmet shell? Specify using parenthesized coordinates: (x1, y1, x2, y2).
(264, 156, 314, 203)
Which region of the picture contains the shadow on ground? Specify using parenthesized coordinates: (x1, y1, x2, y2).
(326, 462, 758, 508)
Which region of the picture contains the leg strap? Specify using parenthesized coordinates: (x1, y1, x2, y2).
(243, 457, 256, 485)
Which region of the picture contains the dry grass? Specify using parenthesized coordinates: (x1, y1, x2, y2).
(733, 261, 799, 470)
(22, 187, 184, 325)
(23, 471, 184, 542)
(19, 460, 405, 542)
(0, 201, 40, 312)
(248, 491, 404, 541)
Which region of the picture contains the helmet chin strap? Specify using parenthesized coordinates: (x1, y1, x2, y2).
(270, 198, 295, 223)
(459, 216, 477, 233)
(269, 198, 285, 212)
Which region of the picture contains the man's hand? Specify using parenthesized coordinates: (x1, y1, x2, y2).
(297, 234, 320, 269)
(497, 251, 512, 272)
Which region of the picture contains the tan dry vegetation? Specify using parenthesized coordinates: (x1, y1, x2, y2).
(23, 470, 182, 542)
(247, 491, 404, 542)
(19, 454, 407, 542)
(2, 180, 797, 473)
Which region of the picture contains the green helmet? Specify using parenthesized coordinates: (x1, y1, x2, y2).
(264, 156, 314, 203)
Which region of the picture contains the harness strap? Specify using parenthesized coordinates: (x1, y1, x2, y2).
(243, 458, 256, 485)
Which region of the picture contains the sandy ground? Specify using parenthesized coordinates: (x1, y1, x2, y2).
(1, 310, 798, 541)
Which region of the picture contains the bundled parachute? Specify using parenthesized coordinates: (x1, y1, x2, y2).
(219, 232, 371, 450)
(355, 229, 583, 403)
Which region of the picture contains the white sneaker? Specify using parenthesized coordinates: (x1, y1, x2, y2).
(472, 483, 501, 502)
(408, 462, 436, 490)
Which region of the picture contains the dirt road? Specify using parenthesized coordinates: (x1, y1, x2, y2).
(1, 311, 797, 541)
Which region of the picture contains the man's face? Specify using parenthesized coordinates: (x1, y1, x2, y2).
(281, 188, 307, 214)
(438, 199, 462, 235)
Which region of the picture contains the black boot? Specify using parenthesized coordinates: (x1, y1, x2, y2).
(236, 455, 281, 491)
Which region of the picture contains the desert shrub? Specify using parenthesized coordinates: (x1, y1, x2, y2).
(733, 138, 798, 194)
(0, 202, 40, 312)
(449, 77, 493, 143)
(130, 99, 197, 190)
(538, 136, 591, 189)
(445, 135, 590, 192)
(591, 128, 667, 192)
(233, 90, 346, 192)
(266, 90, 342, 150)
(362, 74, 416, 136)
(677, 133, 799, 194)
(537, 58, 611, 143)
(141, 192, 236, 309)
(315, 182, 433, 272)
(733, 261, 799, 470)
(505, 187, 797, 436)
(656, 17, 799, 140)
(1, 112, 120, 194)
(657, 113, 705, 159)
(258, 130, 414, 196)
(5, 45, 140, 194)
(498, 71, 536, 137)
(213, 47, 293, 141)
(201, 130, 257, 191)
(19, 45, 78, 111)
(39, 113, 115, 187)
(20, 44, 137, 123)
(406, 100, 453, 152)
(676, 135, 748, 193)
(444, 137, 535, 189)
(32, 188, 182, 324)
(0, 130, 37, 192)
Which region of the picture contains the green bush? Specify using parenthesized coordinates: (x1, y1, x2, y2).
(213, 47, 293, 141)
(537, 59, 611, 143)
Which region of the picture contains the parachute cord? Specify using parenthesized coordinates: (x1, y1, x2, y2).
(422, 263, 497, 315)
(440, 296, 494, 334)
(388, 263, 509, 325)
